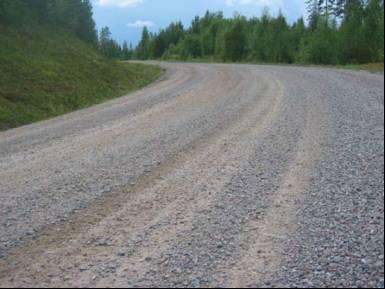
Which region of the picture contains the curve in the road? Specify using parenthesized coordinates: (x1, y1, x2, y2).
(0, 63, 383, 288)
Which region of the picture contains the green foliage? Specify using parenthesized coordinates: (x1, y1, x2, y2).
(0, 0, 27, 26)
(181, 34, 202, 59)
(0, 25, 161, 131)
(266, 11, 291, 63)
(0, 0, 98, 46)
(134, 1, 384, 66)
(122, 41, 134, 60)
(223, 18, 247, 61)
(337, 0, 369, 63)
(0, 0, 160, 131)
(363, 0, 385, 62)
(99, 26, 124, 59)
(136, 27, 151, 60)
(298, 18, 339, 64)
(0, 0, 137, 59)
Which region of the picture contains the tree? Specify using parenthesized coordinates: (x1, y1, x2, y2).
(0, 0, 98, 46)
(307, 0, 321, 27)
(290, 18, 307, 62)
(127, 4, 384, 65)
(364, 0, 385, 61)
(298, 17, 338, 64)
(250, 9, 271, 62)
(136, 27, 151, 60)
(333, 0, 347, 18)
(269, 11, 291, 62)
(99, 26, 112, 56)
(150, 21, 184, 59)
(122, 41, 134, 60)
(338, 0, 369, 63)
(181, 34, 202, 59)
(99, 26, 122, 59)
(223, 18, 247, 61)
(0, 0, 27, 26)
(74, 0, 98, 46)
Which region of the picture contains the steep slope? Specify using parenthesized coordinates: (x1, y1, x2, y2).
(0, 25, 161, 131)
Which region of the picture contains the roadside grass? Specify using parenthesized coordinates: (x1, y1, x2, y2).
(0, 25, 161, 131)
(161, 56, 384, 73)
(338, 62, 384, 73)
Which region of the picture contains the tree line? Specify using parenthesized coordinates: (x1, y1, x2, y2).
(1, 0, 383, 64)
(98, 26, 135, 59)
(133, 0, 384, 64)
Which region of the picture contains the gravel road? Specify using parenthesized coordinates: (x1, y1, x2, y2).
(0, 63, 383, 288)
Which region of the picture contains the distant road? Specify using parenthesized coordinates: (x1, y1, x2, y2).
(0, 63, 383, 288)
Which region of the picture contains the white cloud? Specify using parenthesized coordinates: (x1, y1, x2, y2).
(127, 20, 155, 28)
(96, 0, 143, 8)
(225, 0, 280, 7)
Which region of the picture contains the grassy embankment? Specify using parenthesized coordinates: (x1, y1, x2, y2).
(0, 25, 161, 131)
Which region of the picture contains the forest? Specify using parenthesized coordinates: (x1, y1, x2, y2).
(132, 0, 384, 65)
(0, 0, 383, 65)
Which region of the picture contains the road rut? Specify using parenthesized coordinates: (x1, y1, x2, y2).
(0, 63, 383, 287)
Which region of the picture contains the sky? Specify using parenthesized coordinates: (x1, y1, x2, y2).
(92, 0, 306, 46)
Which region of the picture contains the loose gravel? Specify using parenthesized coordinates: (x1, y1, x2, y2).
(0, 63, 383, 288)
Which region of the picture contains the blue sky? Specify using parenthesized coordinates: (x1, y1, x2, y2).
(92, 0, 306, 46)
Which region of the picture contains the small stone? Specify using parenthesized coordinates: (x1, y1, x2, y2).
(316, 265, 323, 272)
(26, 230, 34, 236)
(191, 279, 200, 288)
(79, 265, 88, 272)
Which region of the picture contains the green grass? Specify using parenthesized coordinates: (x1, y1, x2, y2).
(161, 57, 384, 73)
(0, 25, 161, 131)
(339, 62, 384, 73)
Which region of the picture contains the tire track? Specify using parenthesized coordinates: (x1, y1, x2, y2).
(0, 63, 383, 288)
